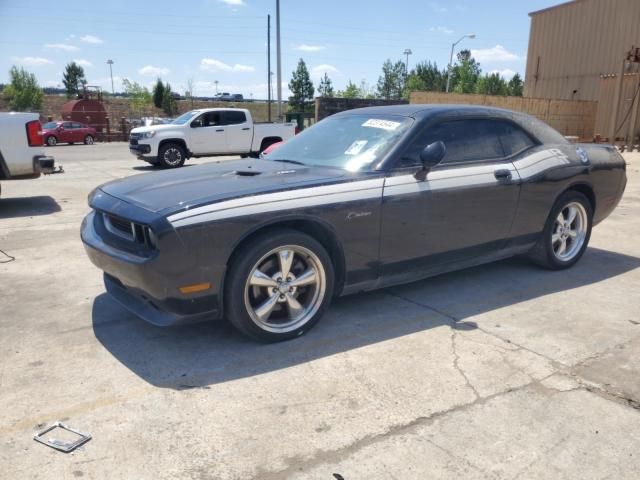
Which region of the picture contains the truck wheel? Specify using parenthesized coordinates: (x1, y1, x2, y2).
(158, 143, 186, 168)
(84, 135, 94, 145)
(224, 229, 335, 342)
(46, 136, 57, 146)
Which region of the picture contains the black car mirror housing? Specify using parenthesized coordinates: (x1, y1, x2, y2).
(415, 141, 446, 181)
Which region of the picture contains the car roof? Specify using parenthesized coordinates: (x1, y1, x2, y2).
(335, 103, 526, 119)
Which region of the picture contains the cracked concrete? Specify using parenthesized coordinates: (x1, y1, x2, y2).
(1, 145, 639, 479)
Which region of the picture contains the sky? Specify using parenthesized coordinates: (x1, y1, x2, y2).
(0, 0, 563, 100)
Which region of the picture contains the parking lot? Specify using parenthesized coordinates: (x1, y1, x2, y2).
(1, 142, 639, 479)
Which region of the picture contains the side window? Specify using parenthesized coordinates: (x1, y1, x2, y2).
(72, 122, 83, 129)
(223, 111, 247, 125)
(399, 119, 505, 167)
(204, 112, 222, 127)
(63, 122, 73, 129)
(496, 121, 536, 156)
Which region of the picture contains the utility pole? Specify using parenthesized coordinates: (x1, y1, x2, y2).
(106, 59, 114, 95)
(214, 80, 219, 95)
(267, 14, 272, 121)
(403, 48, 412, 74)
(276, 0, 282, 120)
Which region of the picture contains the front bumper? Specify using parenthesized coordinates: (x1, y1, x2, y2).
(81, 210, 221, 326)
(129, 143, 152, 156)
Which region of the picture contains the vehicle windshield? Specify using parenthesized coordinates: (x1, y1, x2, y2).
(268, 114, 413, 171)
(42, 122, 58, 129)
(171, 111, 199, 125)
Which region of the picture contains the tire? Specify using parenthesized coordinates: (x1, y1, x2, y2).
(46, 136, 57, 146)
(158, 143, 186, 168)
(224, 229, 335, 342)
(84, 135, 94, 145)
(528, 191, 593, 270)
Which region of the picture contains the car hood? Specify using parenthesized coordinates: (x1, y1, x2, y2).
(131, 124, 177, 134)
(97, 159, 350, 215)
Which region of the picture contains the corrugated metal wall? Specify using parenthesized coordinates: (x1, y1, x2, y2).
(524, 0, 640, 101)
(595, 73, 640, 137)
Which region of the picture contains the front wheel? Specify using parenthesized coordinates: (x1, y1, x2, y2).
(46, 136, 57, 146)
(158, 143, 186, 168)
(528, 191, 593, 270)
(224, 229, 335, 342)
(84, 135, 94, 145)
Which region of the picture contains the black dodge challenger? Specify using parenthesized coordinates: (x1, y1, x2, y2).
(82, 105, 627, 341)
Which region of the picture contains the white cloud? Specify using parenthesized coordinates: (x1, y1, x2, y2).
(44, 43, 78, 52)
(471, 45, 519, 63)
(74, 59, 93, 67)
(12, 56, 53, 66)
(218, 0, 245, 6)
(295, 44, 326, 52)
(311, 64, 340, 79)
(138, 65, 171, 76)
(429, 26, 454, 35)
(200, 58, 255, 73)
(80, 35, 103, 44)
(490, 68, 516, 80)
(430, 2, 448, 12)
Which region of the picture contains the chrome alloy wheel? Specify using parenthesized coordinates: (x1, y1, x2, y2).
(244, 245, 326, 333)
(163, 147, 183, 166)
(551, 201, 588, 261)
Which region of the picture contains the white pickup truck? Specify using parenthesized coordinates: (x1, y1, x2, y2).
(128, 108, 297, 168)
(0, 112, 57, 197)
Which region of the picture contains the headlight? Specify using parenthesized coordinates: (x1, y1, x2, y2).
(143, 130, 156, 139)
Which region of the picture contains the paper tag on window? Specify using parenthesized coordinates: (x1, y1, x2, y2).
(345, 140, 368, 155)
(362, 119, 401, 131)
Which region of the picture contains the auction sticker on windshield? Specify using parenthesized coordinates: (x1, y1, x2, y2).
(345, 140, 368, 155)
(362, 119, 402, 130)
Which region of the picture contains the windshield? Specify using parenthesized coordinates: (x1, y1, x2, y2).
(269, 114, 413, 171)
(171, 111, 199, 125)
(42, 122, 58, 129)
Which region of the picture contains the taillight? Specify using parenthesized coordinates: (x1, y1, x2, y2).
(26, 120, 43, 147)
(294, 126, 300, 135)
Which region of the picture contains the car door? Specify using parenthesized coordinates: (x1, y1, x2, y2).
(189, 111, 226, 155)
(72, 123, 85, 142)
(379, 117, 523, 281)
(223, 111, 252, 153)
(59, 122, 74, 143)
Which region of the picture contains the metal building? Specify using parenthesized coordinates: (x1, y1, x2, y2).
(524, 0, 640, 102)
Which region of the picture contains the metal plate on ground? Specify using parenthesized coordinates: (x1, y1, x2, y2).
(33, 422, 91, 453)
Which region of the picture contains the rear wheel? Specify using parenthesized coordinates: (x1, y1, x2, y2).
(528, 191, 592, 270)
(46, 136, 57, 146)
(225, 229, 334, 342)
(84, 135, 94, 145)
(158, 143, 186, 168)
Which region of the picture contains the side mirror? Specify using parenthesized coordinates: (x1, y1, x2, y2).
(415, 141, 446, 181)
(190, 119, 202, 128)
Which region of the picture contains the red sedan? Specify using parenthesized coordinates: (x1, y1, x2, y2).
(42, 121, 97, 146)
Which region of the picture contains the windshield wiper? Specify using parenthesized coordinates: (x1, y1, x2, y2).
(271, 159, 306, 166)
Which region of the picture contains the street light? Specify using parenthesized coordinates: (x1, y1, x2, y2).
(403, 48, 413, 74)
(445, 34, 476, 93)
(106, 59, 114, 95)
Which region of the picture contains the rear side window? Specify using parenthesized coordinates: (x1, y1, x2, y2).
(72, 122, 83, 128)
(399, 119, 505, 166)
(223, 111, 247, 125)
(43, 122, 57, 129)
(496, 121, 536, 156)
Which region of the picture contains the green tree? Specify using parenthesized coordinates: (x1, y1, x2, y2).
(358, 80, 377, 99)
(288, 58, 315, 112)
(337, 80, 360, 98)
(412, 61, 447, 92)
(475, 73, 508, 96)
(317, 72, 334, 98)
(62, 62, 86, 98)
(450, 50, 481, 94)
(152, 78, 165, 108)
(3, 66, 43, 111)
(376, 59, 406, 99)
(122, 79, 152, 113)
(507, 73, 524, 96)
(162, 82, 177, 115)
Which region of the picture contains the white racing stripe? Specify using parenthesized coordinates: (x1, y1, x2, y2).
(168, 149, 570, 228)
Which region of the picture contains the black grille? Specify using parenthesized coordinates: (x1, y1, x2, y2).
(107, 215, 133, 236)
(129, 132, 142, 145)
